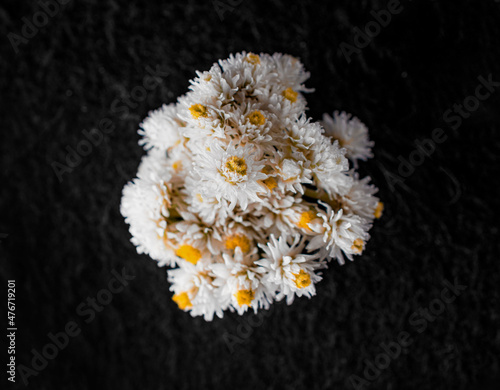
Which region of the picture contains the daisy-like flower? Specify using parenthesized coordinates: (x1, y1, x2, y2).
(210, 248, 273, 314)
(121, 52, 382, 320)
(336, 174, 382, 222)
(192, 141, 267, 210)
(321, 111, 374, 165)
(309, 137, 352, 196)
(218, 221, 259, 255)
(183, 173, 229, 225)
(271, 53, 313, 93)
(138, 103, 185, 152)
(168, 261, 225, 321)
(257, 235, 326, 304)
(308, 203, 372, 265)
(282, 203, 325, 236)
(120, 150, 178, 266)
(166, 217, 222, 265)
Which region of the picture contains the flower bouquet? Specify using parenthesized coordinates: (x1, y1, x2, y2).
(121, 52, 383, 320)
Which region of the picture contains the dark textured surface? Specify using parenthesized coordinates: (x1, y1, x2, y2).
(1, 0, 500, 389)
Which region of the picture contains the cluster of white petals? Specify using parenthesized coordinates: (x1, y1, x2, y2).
(121, 52, 383, 320)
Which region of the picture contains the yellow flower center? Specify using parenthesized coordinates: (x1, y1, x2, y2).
(189, 104, 208, 119)
(246, 53, 260, 65)
(225, 156, 247, 176)
(297, 210, 317, 230)
(195, 193, 203, 203)
(262, 177, 277, 191)
(293, 270, 311, 289)
(235, 289, 254, 306)
(176, 244, 202, 264)
(172, 292, 192, 310)
(247, 110, 266, 126)
(374, 202, 384, 219)
(283, 88, 298, 103)
(225, 234, 251, 253)
(172, 160, 182, 171)
(351, 238, 364, 254)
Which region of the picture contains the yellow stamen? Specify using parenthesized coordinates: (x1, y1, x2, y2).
(225, 234, 251, 253)
(246, 53, 260, 65)
(263, 177, 277, 191)
(189, 104, 208, 119)
(374, 202, 384, 219)
(293, 270, 311, 289)
(172, 160, 182, 171)
(225, 156, 247, 176)
(172, 292, 192, 310)
(247, 110, 266, 126)
(176, 244, 202, 264)
(235, 289, 254, 306)
(283, 88, 298, 103)
(196, 193, 203, 203)
(351, 238, 364, 254)
(297, 210, 317, 230)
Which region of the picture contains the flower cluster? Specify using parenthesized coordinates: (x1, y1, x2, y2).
(121, 52, 383, 320)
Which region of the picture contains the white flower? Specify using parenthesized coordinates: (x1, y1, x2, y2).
(270, 53, 312, 93)
(321, 111, 374, 164)
(120, 150, 177, 266)
(183, 173, 229, 225)
(281, 203, 325, 236)
(256, 235, 325, 304)
(138, 103, 185, 151)
(166, 217, 221, 264)
(192, 141, 267, 211)
(210, 248, 273, 314)
(168, 261, 225, 321)
(308, 205, 372, 265)
(336, 174, 380, 221)
(308, 137, 352, 196)
(217, 221, 259, 255)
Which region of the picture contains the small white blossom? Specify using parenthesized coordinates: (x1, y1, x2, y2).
(256, 235, 326, 304)
(321, 111, 374, 165)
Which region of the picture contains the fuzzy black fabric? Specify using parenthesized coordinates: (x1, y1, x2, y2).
(1, 0, 500, 389)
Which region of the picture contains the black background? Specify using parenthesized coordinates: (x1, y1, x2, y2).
(1, 0, 500, 389)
